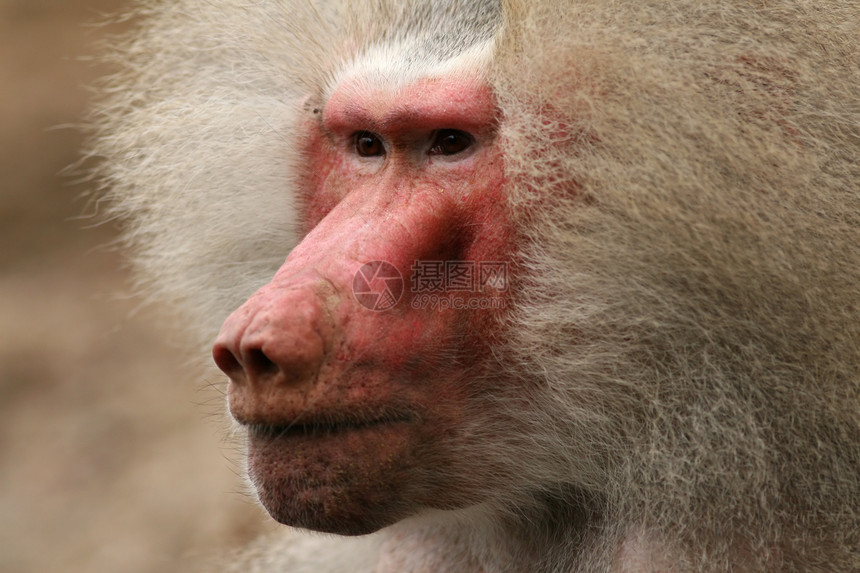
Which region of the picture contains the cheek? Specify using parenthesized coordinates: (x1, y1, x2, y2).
(461, 151, 515, 261)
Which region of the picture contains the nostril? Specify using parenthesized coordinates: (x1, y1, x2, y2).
(212, 343, 244, 379)
(244, 347, 280, 379)
(213, 341, 281, 383)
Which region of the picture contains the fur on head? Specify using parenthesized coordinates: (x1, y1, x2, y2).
(496, 1, 860, 569)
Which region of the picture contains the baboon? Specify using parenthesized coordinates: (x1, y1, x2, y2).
(89, 0, 860, 571)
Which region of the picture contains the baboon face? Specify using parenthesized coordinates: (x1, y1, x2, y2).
(213, 63, 519, 534)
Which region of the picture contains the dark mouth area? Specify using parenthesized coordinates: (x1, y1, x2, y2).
(247, 416, 410, 440)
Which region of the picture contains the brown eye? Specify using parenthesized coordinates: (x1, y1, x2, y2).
(354, 131, 385, 157)
(429, 129, 473, 156)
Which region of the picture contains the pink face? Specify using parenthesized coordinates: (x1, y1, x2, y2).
(212, 73, 515, 534)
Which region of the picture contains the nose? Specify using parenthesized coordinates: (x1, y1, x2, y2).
(211, 174, 469, 424)
(212, 285, 330, 423)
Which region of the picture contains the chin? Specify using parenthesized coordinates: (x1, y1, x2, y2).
(245, 419, 424, 535)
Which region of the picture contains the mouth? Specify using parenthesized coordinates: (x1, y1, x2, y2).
(247, 416, 409, 439)
(241, 408, 418, 441)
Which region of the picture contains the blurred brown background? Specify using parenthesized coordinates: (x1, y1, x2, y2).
(0, 1, 270, 571)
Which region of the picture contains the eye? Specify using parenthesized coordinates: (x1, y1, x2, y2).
(354, 131, 385, 157)
(428, 129, 473, 156)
